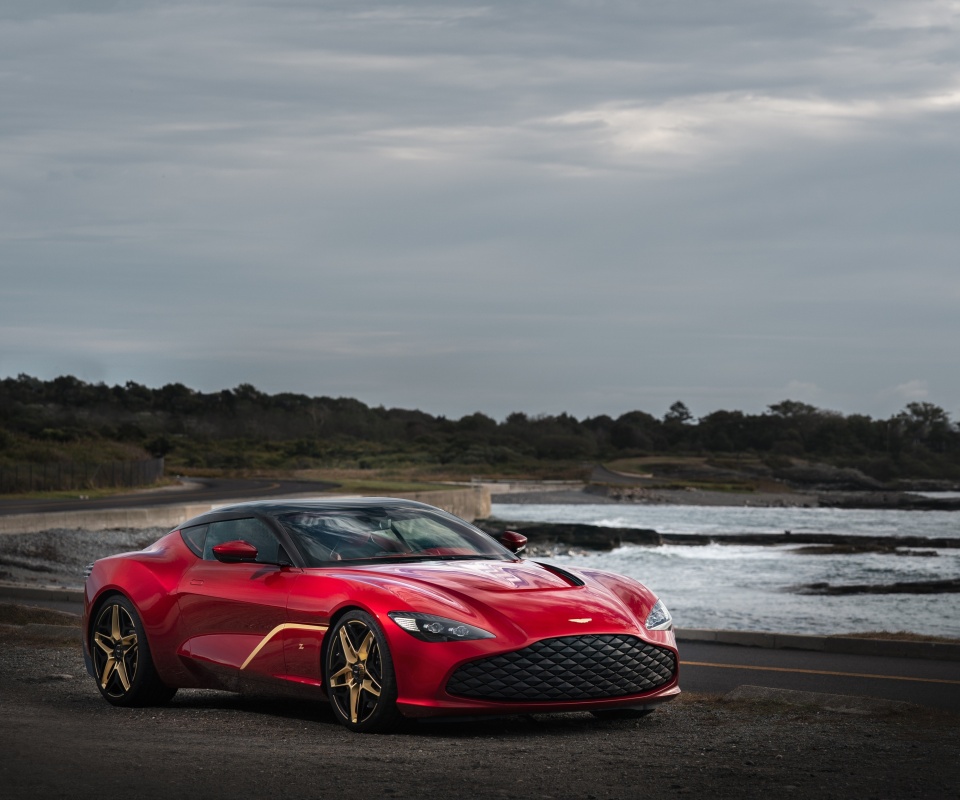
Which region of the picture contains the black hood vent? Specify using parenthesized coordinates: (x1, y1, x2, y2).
(533, 561, 585, 587)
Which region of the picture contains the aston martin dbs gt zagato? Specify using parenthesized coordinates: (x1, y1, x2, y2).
(82, 498, 680, 731)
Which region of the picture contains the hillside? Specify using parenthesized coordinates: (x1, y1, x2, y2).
(1, 375, 958, 488)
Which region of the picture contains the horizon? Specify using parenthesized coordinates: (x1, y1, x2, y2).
(3, 372, 950, 426)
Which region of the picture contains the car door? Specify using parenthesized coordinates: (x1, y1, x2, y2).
(176, 516, 299, 689)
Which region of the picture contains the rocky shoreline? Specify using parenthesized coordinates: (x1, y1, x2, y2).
(491, 484, 960, 510)
(472, 519, 960, 598)
(795, 578, 960, 595)
(475, 519, 960, 553)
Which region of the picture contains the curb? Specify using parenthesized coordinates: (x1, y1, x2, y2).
(677, 627, 960, 662)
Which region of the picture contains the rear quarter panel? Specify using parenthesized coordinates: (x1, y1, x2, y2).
(83, 530, 199, 686)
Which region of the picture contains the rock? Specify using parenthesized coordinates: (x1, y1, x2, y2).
(793, 578, 960, 595)
(476, 521, 662, 550)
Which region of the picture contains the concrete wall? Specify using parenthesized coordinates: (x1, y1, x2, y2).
(470, 480, 584, 495)
(0, 486, 491, 534)
(391, 487, 491, 522)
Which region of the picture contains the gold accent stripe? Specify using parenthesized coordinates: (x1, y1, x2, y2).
(240, 623, 329, 670)
(683, 660, 960, 686)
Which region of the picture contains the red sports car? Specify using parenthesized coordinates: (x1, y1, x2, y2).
(82, 498, 680, 732)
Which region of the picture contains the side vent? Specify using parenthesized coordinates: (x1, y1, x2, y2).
(534, 561, 585, 587)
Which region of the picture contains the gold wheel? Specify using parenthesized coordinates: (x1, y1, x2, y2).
(92, 601, 139, 699)
(89, 596, 176, 707)
(326, 612, 401, 732)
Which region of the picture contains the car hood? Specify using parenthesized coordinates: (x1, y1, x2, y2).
(317, 559, 647, 643)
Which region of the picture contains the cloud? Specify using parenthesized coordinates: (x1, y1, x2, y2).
(882, 380, 930, 404)
(864, 1, 960, 30)
(543, 86, 960, 171)
(1, 0, 959, 419)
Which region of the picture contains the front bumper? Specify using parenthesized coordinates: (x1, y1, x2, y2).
(390, 628, 681, 719)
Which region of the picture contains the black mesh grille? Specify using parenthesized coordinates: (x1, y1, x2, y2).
(446, 634, 676, 701)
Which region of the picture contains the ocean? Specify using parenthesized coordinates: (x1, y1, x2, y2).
(490, 502, 960, 638)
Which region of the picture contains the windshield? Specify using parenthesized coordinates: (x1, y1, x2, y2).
(276, 506, 512, 567)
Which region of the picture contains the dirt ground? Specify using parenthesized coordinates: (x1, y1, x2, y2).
(1, 619, 958, 800)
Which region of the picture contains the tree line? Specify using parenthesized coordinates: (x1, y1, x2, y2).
(0, 374, 957, 479)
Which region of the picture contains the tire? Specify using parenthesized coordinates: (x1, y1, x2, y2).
(325, 610, 402, 733)
(90, 595, 177, 707)
(591, 708, 655, 720)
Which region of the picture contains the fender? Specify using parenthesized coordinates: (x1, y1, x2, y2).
(84, 531, 199, 686)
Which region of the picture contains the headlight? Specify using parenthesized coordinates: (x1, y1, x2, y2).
(644, 599, 673, 631)
(388, 611, 495, 642)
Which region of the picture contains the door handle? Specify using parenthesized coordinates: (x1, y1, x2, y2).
(190, 579, 204, 586)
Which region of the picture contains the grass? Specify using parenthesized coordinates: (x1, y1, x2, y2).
(2, 461, 585, 501)
(311, 476, 462, 495)
(603, 456, 797, 495)
(232, 462, 590, 488)
(607, 456, 711, 469)
(0, 435, 151, 464)
(0, 477, 178, 502)
(174, 466, 470, 496)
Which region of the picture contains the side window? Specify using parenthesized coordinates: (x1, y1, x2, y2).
(181, 524, 208, 558)
(203, 518, 280, 564)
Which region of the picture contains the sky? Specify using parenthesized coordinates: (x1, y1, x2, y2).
(2, 1, 958, 422)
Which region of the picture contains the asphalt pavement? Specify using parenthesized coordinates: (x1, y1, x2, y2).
(680, 640, 960, 713)
(0, 476, 338, 515)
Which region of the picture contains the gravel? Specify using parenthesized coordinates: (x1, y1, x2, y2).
(0, 527, 168, 587)
(1, 628, 958, 799)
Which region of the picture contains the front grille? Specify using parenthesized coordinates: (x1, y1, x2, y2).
(446, 634, 676, 701)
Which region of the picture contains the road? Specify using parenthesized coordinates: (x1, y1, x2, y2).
(680, 640, 960, 713)
(590, 464, 656, 485)
(0, 476, 338, 515)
